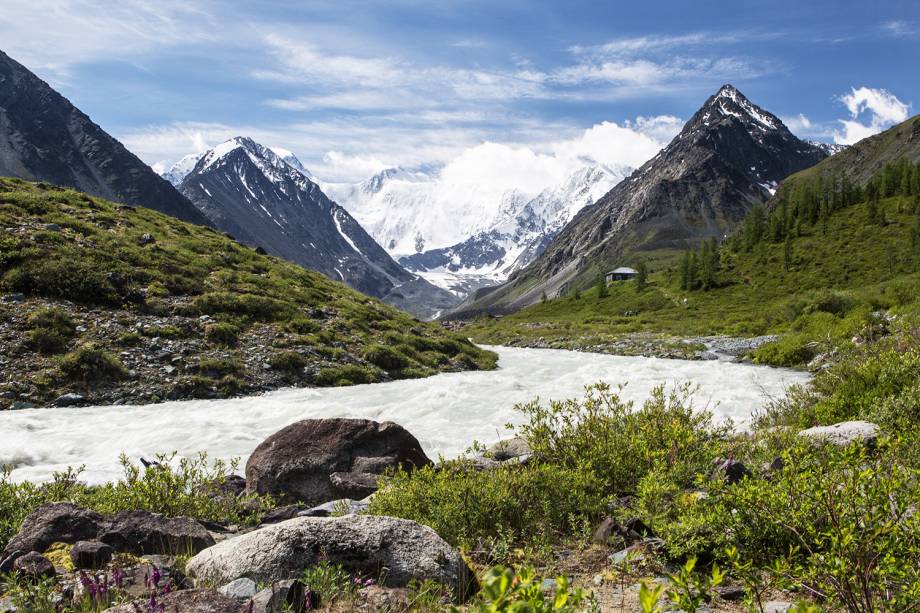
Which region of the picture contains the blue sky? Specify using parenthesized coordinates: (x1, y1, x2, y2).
(1, 0, 917, 182)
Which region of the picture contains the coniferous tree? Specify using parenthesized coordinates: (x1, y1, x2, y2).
(596, 275, 608, 299)
(679, 251, 692, 290)
(635, 260, 648, 293)
(783, 233, 793, 271)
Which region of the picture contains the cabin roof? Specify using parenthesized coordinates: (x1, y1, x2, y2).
(607, 267, 637, 275)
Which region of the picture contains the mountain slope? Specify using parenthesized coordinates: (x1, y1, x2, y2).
(0, 179, 495, 409)
(464, 115, 920, 362)
(397, 164, 629, 297)
(454, 84, 829, 316)
(177, 138, 459, 319)
(0, 50, 209, 226)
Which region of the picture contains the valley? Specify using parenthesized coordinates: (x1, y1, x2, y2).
(1, 8, 919, 610)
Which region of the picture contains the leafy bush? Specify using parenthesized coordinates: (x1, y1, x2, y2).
(363, 344, 410, 371)
(0, 454, 272, 552)
(371, 460, 601, 550)
(267, 350, 307, 373)
(204, 322, 240, 346)
(195, 357, 244, 378)
(2, 257, 130, 306)
(299, 561, 363, 608)
(58, 343, 127, 383)
(519, 383, 723, 496)
(460, 566, 593, 612)
(191, 292, 292, 321)
(709, 438, 920, 612)
(25, 307, 76, 354)
(313, 365, 380, 386)
(372, 383, 722, 551)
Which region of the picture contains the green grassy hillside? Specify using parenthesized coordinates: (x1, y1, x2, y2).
(468, 158, 920, 366)
(0, 179, 495, 408)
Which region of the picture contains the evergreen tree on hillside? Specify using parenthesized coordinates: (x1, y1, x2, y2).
(784, 234, 793, 271)
(679, 251, 692, 290)
(635, 261, 648, 293)
(596, 275, 608, 299)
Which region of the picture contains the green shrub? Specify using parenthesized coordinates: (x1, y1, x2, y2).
(204, 322, 240, 346)
(519, 383, 723, 495)
(25, 307, 76, 354)
(284, 318, 320, 334)
(116, 331, 143, 346)
(463, 566, 593, 612)
(0, 454, 273, 552)
(58, 343, 127, 382)
(191, 292, 292, 321)
(372, 383, 722, 552)
(313, 365, 380, 386)
(709, 438, 920, 611)
(195, 357, 245, 379)
(371, 460, 601, 550)
(267, 351, 307, 373)
(300, 562, 360, 608)
(3, 259, 124, 306)
(363, 344, 410, 371)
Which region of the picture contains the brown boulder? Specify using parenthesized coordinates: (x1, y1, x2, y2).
(245, 418, 431, 505)
(99, 511, 215, 555)
(1, 503, 104, 561)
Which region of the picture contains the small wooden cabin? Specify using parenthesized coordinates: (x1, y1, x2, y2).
(605, 267, 637, 283)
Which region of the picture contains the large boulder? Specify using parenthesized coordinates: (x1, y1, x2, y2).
(798, 421, 879, 447)
(245, 419, 431, 505)
(103, 589, 242, 613)
(13, 551, 56, 579)
(70, 541, 114, 569)
(98, 511, 215, 555)
(186, 515, 475, 602)
(1, 503, 104, 561)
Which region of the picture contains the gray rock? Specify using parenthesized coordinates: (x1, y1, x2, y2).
(102, 589, 241, 613)
(186, 515, 475, 602)
(99, 510, 214, 555)
(798, 421, 879, 447)
(712, 457, 751, 484)
(0, 550, 23, 573)
(298, 498, 368, 518)
(0, 293, 25, 303)
(764, 602, 794, 613)
(10, 401, 35, 410)
(13, 552, 55, 579)
(487, 437, 532, 461)
(218, 577, 258, 600)
(138, 233, 155, 245)
(54, 393, 86, 407)
(328, 471, 379, 499)
(716, 585, 746, 601)
(260, 504, 305, 524)
(245, 418, 431, 505)
(249, 580, 308, 613)
(1, 503, 104, 560)
(44, 223, 61, 231)
(70, 540, 114, 569)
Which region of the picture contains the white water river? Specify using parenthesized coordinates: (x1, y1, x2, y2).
(0, 346, 810, 483)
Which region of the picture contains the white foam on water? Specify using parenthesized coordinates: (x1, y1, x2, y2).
(0, 346, 810, 483)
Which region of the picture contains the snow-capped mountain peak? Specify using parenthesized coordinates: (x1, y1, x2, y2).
(270, 147, 314, 178)
(702, 83, 781, 133)
(161, 152, 205, 186)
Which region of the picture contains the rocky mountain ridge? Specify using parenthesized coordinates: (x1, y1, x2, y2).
(0, 49, 210, 226)
(176, 137, 459, 319)
(452, 84, 831, 316)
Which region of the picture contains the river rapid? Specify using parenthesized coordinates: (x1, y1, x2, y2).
(0, 346, 810, 483)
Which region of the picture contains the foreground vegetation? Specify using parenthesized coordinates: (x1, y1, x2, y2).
(0, 179, 495, 406)
(371, 310, 920, 611)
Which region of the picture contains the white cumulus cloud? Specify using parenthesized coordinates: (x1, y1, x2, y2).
(834, 86, 911, 145)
